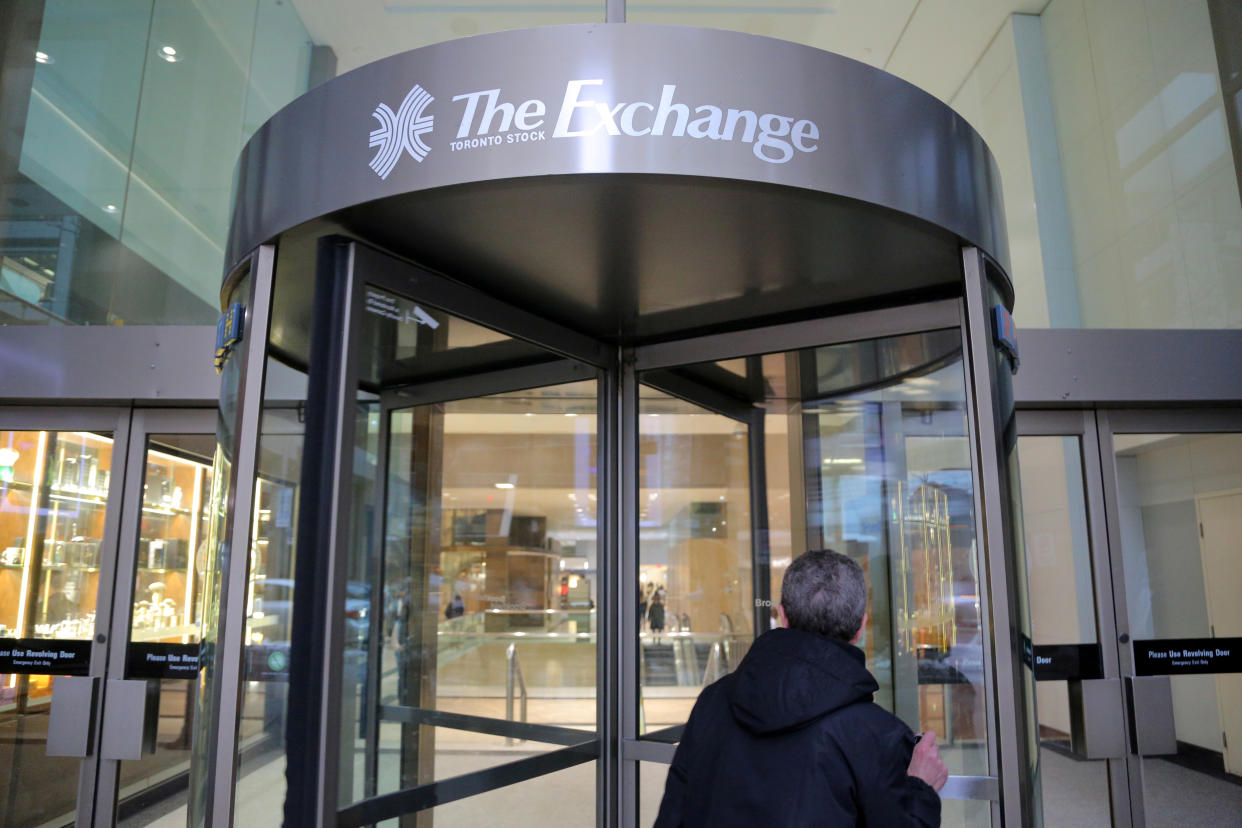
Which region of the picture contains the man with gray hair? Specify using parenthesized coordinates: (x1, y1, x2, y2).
(654, 549, 946, 827)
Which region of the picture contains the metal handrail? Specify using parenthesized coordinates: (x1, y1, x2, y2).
(701, 640, 725, 686)
(505, 643, 529, 745)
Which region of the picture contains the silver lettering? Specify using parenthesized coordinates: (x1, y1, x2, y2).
(652, 85, 688, 137)
(514, 98, 546, 130)
(554, 79, 605, 138)
(620, 101, 653, 136)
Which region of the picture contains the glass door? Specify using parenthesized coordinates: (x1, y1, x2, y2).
(632, 319, 1002, 827)
(280, 242, 609, 826)
(108, 409, 216, 826)
(1016, 408, 1242, 827)
(1099, 410, 1242, 826)
(1015, 411, 1128, 827)
(0, 408, 131, 828)
(0, 407, 216, 828)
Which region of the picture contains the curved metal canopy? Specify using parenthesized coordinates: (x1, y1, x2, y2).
(228, 24, 1011, 350)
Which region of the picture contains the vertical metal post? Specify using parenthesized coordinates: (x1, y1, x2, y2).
(605, 0, 625, 23)
(92, 408, 146, 827)
(1093, 411, 1147, 827)
(363, 397, 395, 799)
(797, 351, 825, 549)
(961, 246, 1038, 827)
(783, 379, 808, 561)
(284, 236, 363, 826)
(201, 244, 277, 827)
(747, 408, 771, 642)
(50, 215, 79, 319)
(597, 359, 617, 826)
(616, 351, 641, 826)
(1080, 412, 1134, 826)
(319, 242, 368, 824)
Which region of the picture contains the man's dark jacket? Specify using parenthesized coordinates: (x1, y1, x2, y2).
(653, 627, 940, 827)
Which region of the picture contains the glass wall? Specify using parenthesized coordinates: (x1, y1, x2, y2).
(1, 0, 313, 326)
(3, 2, 1236, 330)
(1039, 0, 1242, 328)
(629, 2, 1241, 331)
(0, 0, 604, 327)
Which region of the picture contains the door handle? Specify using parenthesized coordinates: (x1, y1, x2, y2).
(1067, 678, 1126, 759)
(47, 676, 100, 757)
(1125, 676, 1177, 756)
(101, 679, 161, 760)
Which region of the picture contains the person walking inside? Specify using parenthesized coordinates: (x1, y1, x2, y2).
(654, 549, 947, 827)
(648, 594, 666, 643)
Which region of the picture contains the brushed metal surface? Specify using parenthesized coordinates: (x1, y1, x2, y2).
(100, 679, 159, 760)
(1068, 678, 1126, 759)
(228, 25, 1011, 354)
(1127, 676, 1178, 756)
(46, 676, 99, 758)
(229, 25, 1007, 272)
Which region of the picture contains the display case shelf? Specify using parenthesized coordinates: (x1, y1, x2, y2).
(141, 503, 193, 517)
(46, 491, 108, 506)
(131, 624, 199, 643)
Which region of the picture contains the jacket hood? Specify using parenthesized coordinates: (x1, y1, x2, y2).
(727, 627, 878, 735)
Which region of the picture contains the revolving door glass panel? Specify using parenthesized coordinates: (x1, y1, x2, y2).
(637, 329, 992, 824)
(334, 282, 601, 821)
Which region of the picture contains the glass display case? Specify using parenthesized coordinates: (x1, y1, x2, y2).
(1, 431, 112, 639)
(1, 430, 113, 711)
(128, 439, 214, 646)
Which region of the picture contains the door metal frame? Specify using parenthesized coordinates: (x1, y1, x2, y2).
(291, 238, 610, 826)
(0, 406, 133, 828)
(1015, 408, 1132, 826)
(192, 243, 277, 828)
(95, 407, 216, 826)
(1017, 406, 1242, 826)
(1096, 407, 1242, 827)
(625, 280, 1009, 811)
(960, 246, 1035, 826)
(279, 235, 1025, 824)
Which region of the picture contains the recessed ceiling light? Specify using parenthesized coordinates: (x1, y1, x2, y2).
(35, 51, 52, 64)
(494, 482, 514, 489)
(104, 204, 118, 213)
(158, 45, 180, 62)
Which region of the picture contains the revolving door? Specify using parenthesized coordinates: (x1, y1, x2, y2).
(189, 235, 1034, 828)
(187, 23, 1035, 826)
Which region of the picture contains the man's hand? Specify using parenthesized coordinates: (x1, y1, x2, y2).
(907, 731, 948, 792)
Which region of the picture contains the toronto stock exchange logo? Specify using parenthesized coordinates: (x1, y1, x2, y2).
(367, 78, 822, 177)
(368, 84, 435, 179)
